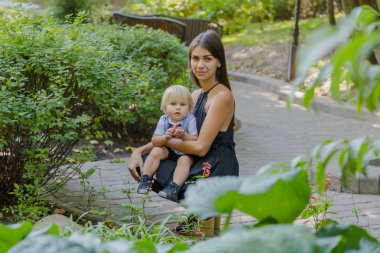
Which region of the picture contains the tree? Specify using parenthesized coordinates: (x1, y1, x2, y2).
(341, 0, 379, 13)
(327, 0, 336, 25)
(288, 0, 301, 81)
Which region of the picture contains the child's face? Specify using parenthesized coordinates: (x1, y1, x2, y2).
(165, 99, 190, 123)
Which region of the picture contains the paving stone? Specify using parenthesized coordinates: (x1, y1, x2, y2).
(359, 174, 380, 194)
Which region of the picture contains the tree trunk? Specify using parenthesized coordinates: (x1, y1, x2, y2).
(335, 0, 343, 11)
(341, 0, 379, 12)
(359, 0, 379, 11)
(341, 0, 359, 13)
(288, 0, 301, 81)
(327, 0, 336, 25)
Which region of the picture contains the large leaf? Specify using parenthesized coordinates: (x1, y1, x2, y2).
(0, 222, 33, 253)
(292, 6, 380, 113)
(311, 140, 342, 194)
(316, 222, 380, 253)
(28, 224, 60, 238)
(8, 235, 97, 253)
(184, 176, 242, 219)
(184, 169, 311, 223)
(339, 136, 375, 188)
(366, 65, 380, 111)
(345, 239, 380, 253)
(302, 64, 333, 108)
(308, 135, 377, 191)
(329, 33, 380, 112)
(293, 7, 371, 89)
(186, 225, 318, 253)
(8, 232, 185, 253)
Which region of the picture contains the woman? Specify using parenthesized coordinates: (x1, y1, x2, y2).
(128, 29, 239, 208)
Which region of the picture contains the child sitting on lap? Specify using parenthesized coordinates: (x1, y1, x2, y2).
(137, 85, 197, 202)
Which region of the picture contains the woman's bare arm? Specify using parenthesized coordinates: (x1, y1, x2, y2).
(167, 90, 233, 156)
(182, 133, 198, 141)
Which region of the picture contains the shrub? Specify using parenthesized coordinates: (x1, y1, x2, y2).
(0, 7, 187, 206)
(270, 0, 295, 20)
(47, 0, 111, 21)
(0, 9, 93, 206)
(95, 24, 188, 133)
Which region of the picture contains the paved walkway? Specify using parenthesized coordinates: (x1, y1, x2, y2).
(50, 73, 380, 237)
(0, 1, 39, 9)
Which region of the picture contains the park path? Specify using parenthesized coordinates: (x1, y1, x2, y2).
(0, 1, 39, 9)
(49, 76, 380, 236)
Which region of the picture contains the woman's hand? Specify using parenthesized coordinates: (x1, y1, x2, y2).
(127, 143, 153, 182)
(127, 149, 143, 182)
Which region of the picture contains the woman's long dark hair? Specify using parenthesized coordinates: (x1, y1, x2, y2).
(188, 30, 231, 90)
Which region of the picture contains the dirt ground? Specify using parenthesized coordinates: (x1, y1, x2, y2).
(225, 42, 290, 81)
(225, 42, 335, 98)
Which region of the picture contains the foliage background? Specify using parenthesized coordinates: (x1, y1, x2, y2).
(33, 0, 337, 33)
(2, 1, 380, 252)
(0, 6, 187, 210)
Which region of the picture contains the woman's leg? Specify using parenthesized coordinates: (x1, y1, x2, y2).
(142, 146, 169, 176)
(172, 155, 193, 186)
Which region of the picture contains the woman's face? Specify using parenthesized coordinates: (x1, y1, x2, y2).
(190, 46, 220, 84)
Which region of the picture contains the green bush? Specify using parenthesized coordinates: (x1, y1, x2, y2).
(195, 0, 269, 34)
(0, 7, 187, 206)
(270, 0, 295, 20)
(95, 24, 188, 132)
(47, 0, 110, 21)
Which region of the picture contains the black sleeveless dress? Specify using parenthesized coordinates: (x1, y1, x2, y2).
(151, 88, 239, 201)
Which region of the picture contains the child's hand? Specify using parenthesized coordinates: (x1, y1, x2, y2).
(174, 127, 185, 139)
(165, 126, 176, 140)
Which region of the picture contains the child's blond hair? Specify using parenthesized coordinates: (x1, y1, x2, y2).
(160, 85, 194, 113)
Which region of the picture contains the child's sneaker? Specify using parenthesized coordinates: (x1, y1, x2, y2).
(137, 175, 152, 195)
(158, 181, 180, 201)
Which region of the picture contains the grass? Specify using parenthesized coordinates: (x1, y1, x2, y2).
(223, 16, 330, 46)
